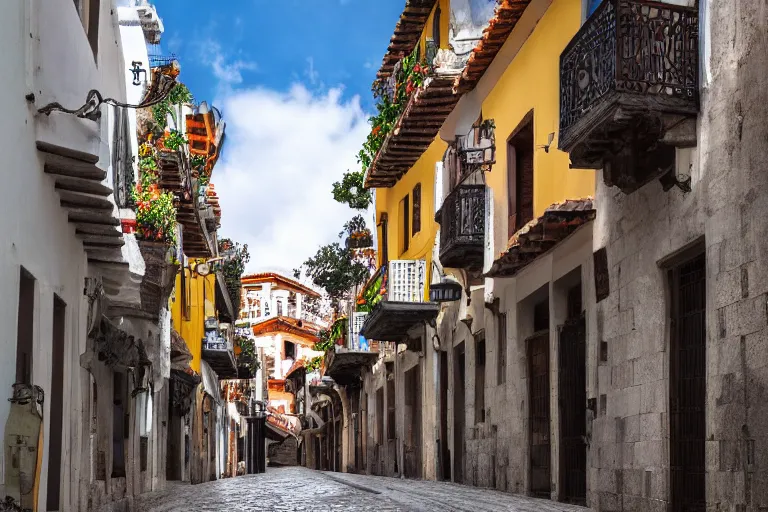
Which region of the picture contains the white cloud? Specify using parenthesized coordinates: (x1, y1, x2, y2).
(199, 40, 257, 92)
(213, 84, 370, 275)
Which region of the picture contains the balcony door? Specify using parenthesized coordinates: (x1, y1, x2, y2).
(507, 112, 534, 239)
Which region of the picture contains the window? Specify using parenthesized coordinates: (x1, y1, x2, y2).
(412, 183, 422, 235)
(497, 313, 507, 385)
(400, 194, 410, 254)
(284, 341, 296, 360)
(433, 6, 442, 47)
(507, 112, 534, 238)
(73, 0, 100, 57)
(379, 213, 389, 266)
(474, 333, 486, 423)
(16, 268, 35, 385)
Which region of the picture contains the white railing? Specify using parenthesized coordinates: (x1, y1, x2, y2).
(387, 260, 427, 303)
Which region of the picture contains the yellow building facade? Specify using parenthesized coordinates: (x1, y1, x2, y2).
(480, 0, 594, 239)
(170, 261, 218, 373)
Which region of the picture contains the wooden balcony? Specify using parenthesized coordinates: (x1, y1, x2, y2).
(359, 260, 439, 344)
(558, 0, 699, 194)
(202, 336, 238, 379)
(436, 184, 485, 271)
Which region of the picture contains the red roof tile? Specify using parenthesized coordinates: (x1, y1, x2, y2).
(454, 0, 533, 94)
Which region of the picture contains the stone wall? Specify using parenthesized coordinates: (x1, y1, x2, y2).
(588, 2, 768, 510)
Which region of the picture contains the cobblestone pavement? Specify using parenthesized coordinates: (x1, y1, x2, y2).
(135, 466, 589, 512)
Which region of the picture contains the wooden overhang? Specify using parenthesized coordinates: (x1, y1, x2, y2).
(185, 110, 225, 173)
(37, 141, 127, 269)
(454, 0, 533, 94)
(157, 149, 213, 258)
(215, 271, 235, 322)
(376, 0, 439, 82)
(251, 316, 321, 345)
(365, 76, 461, 188)
(324, 349, 380, 387)
(485, 199, 595, 278)
(359, 301, 439, 342)
(201, 349, 237, 379)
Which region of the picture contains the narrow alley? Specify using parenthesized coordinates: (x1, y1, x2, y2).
(135, 467, 587, 512)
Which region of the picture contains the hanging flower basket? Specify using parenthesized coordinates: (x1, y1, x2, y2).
(346, 229, 373, 249)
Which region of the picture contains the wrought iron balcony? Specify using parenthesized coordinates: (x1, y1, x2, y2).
(558, 0, 699, 194)
(359, 260, 439, 345)
(436, 184, 486, 271)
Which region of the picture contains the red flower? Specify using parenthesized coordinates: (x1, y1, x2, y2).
(414, 63, 421, 73)
(406, 83, 414, 96)
(372, 126, 381, 136)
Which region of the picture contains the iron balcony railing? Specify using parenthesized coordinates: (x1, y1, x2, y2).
(558, 0, 699, 150)
(437, 184, 485, 270)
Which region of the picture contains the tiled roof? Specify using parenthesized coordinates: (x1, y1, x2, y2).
(454, 0, 533, 94)
(485, 199, 595, 278)
(241, 272, 322, 298)
(251, 316, 322, 344)
(376, 0, 439, 83)
(365, 76, 460, 188)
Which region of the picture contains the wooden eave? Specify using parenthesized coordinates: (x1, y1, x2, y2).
(454, 0, 532, 94)
(485, 199, 595, 278)
(36, 142, 127, 266)
(376, 0, 439, 82)
(365, 76, 460, 188)
(158, 149, 213, 258)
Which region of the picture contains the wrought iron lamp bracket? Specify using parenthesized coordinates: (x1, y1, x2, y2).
(37, 67, 178, 121)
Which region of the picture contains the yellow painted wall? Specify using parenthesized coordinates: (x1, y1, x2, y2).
(419, 0, 451, 55)
(375, 138, 446, 301)
(170, 261, 217, 373)
(482, 0, 594, 232)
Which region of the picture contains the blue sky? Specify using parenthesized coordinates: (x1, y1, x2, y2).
(152, 0, 405, 274)
(156, 0, 404, 110)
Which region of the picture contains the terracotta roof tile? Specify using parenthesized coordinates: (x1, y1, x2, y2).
(454, 0, 533, 94)
(365, 76, 460, 188)
(376, 0, 439, 83)
(486, 198, 595, 278)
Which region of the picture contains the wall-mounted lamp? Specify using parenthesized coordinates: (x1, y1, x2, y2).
(537, 132, 556, 153)
(429, 278, 463, 303)
(130, 61, 148, 86)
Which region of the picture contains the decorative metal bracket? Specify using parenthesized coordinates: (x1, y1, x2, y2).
(37, 62, 179, 121)
(130, 61, 148, 86)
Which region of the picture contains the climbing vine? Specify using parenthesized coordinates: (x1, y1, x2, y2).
(218, 238, 250, 316)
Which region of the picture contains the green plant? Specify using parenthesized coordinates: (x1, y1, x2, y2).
(219, 238, 250, 316)
(297, 241, 369, 312)
(163, 129, 187, 151)
(314, 330, 334, 353)
(355, 48, 430, 173)
(305, 355, 323, 372)
(235, 336, 260, 374)
(132, 174, 177, 244)
(332, 170, 372, 210)
(152, 83, 193, 129)
(190, 154, 207, 170)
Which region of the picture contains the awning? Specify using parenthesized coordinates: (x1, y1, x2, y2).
(485, 199, 595, 278)
(265, 408, 301, 441)
(200, 360, 222, 405)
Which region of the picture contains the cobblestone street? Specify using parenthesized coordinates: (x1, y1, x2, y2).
(135, 467, 588, 511)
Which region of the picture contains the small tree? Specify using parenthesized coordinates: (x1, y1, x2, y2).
(298, 242, 369, 313)
(332, 170, 372, 210)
